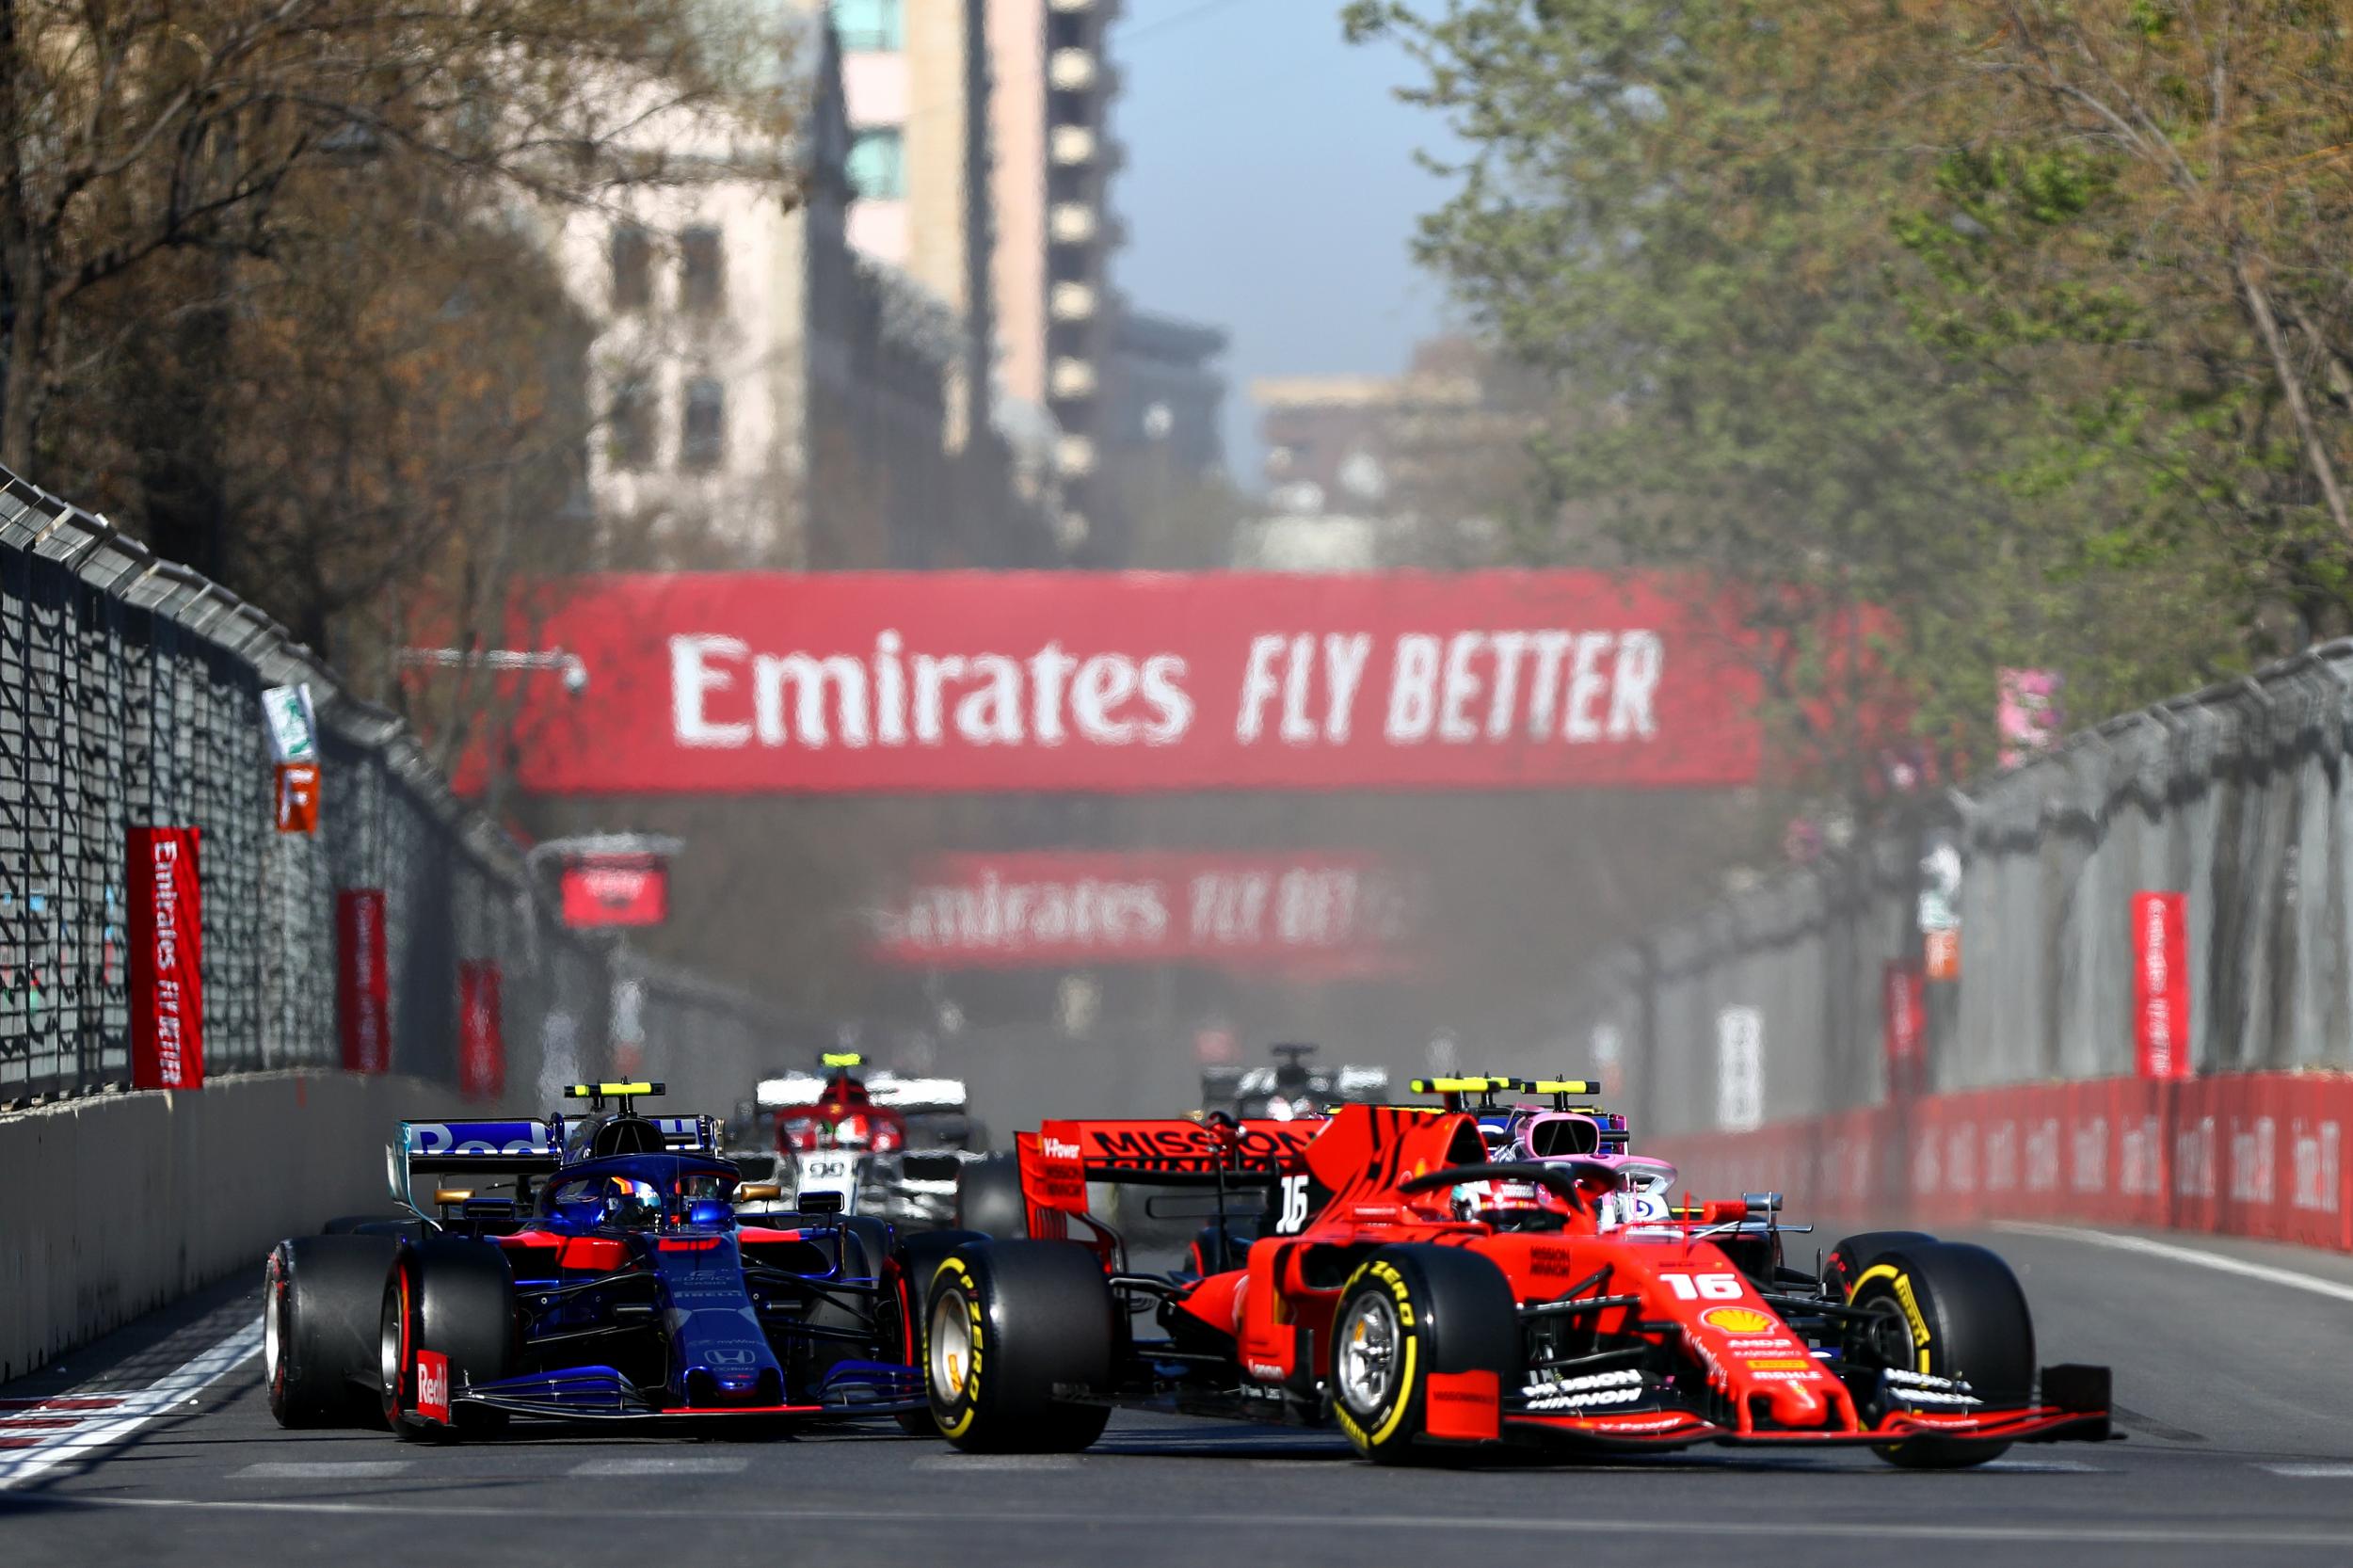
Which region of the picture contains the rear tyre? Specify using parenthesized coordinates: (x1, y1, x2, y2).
(1849, 1242, 2036, 1470)
(379, 1238, 517, 1443)
(1330, 1245, 1518, 1465)
(954, 1155, 1028, 1240)
(924, 1240, 1113, 1453)
(890, 1230, 984, 1434)
(265, 1235, 399, 1428)
(1823, 1229, 1937, 1303)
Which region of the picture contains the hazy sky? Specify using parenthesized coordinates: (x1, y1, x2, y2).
(1106, 0, 1461, 489)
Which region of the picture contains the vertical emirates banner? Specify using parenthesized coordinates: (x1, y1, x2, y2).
(338, 889, 391, 1074)
(481, 571, 1768, 794)
(127, 826, 204, 1090)
(2134, 891, 2191, 1080)
(458, 961, 504, 1100)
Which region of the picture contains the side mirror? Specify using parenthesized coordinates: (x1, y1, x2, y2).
(736, 1183, 783, 1201)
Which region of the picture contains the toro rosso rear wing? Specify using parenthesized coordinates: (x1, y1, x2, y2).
(386, 1112, 719, 1209)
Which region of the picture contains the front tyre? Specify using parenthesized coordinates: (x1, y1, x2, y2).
(1330, 1245, 1517, 1465)
(923, 1240, 1112, 1453)
(1848, 1241, 2036, 1469)
(379, 1239, 517, 1442)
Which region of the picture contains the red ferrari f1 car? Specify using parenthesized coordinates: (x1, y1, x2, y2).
(917, 1088, 2111, 1465)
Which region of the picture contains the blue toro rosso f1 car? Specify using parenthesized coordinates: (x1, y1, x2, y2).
(264, 1083, 977, 1439)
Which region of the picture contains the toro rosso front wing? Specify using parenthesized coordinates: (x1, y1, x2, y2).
(408, 1360, 924, 1429)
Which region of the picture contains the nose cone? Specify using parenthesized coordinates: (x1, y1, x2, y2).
(1767, 1378, 1828, 1429)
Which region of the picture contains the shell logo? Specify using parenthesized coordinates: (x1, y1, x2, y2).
(1701, 1306, 1777, 1335)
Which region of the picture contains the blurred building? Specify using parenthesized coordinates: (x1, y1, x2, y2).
(1102, 306, 1227, 481)
(555, 19, 965, 568)
(1243, 336, 1537, 568)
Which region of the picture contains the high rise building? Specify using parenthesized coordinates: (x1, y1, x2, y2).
(987, 0, 1123, 553)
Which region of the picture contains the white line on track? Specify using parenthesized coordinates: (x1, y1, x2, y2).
(1993, 1222, 2353, 1305)
(0, 1321, 260, 1490)
(569, 1456, 750, 1477)
(2257, 1464, 2353, 1479)
(909, 1454, 1083, 1471)
(232, 1462, 414, 1480)
(34, 1497, 2353, 1548)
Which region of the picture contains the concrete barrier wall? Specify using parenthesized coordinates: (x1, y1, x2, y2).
(0, 1070, 449, 1383)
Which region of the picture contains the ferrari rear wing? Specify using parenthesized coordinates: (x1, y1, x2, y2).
(1017, 1117, 1319, 1214)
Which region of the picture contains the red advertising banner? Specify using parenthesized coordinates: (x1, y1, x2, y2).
(868, 851, 1416, 971)
(1881, 960, 1925, 1066)
(2134, 890, 2191, 1080)
(481, 572, 1764, 795)
(338, 890, 391, 1074)
(127, 826, 204, 1090)
(559, 854, 670, 929)
(457, 960, 504, 1100)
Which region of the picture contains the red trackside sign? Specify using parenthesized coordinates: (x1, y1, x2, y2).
(127, 826, 203, 1090)
(339, 889, 391, 1074)
(483, 571, 1765, 794)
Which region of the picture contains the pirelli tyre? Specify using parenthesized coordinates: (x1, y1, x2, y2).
(265, 1235, 399, 1427)
(379, 1237, 518, 1442)
(1845, 1241, 2036, 1469)
(889, 1229, 985, 1435)
(1330, 1244, 1518, 1465)
(923, 1240, 1114, 1453)
(954, 1154, 1029, 1240)
(1822, 1229, 1937, 1303)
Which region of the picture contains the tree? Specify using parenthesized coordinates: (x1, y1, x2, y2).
(1345, 0, 2348, 778)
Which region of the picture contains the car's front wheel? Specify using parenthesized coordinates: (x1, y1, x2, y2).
(1847, 1241, 2036, 1469)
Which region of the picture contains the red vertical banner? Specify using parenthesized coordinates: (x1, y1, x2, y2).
(2134, 891, 2191, 1080)
(457, 960, 504, 1100)
(126, 826, 204, 1090)
(1882, 960, 1926, 1094)
(337, 890, 391, 1074)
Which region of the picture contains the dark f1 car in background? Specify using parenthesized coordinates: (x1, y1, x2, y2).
(914, 1096, 2111, 1465)
(265, 1083, 975, 1439)
(1199, 1042, 1390, 1123)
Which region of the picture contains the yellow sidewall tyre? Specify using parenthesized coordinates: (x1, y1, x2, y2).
(1849, 1242, 2036, 1470)
(921, 1240, 1113, 1453)
(1330, 1245, 1517, 1467)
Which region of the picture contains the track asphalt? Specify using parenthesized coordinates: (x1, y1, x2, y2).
(5, 1224, 2350, 1566)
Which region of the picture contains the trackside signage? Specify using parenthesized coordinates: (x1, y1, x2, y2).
(867, 851, 1416, 971)
(488, 572, 1764, 794)
(339, 889, 391, 1074)
(2134, 891, 2191, 1080)
(127, 826, 204, 1090)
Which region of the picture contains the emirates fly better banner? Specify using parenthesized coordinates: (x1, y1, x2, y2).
(492, 572, 1764, 793)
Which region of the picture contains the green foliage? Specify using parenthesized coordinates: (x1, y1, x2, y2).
(1357, 0, 2353, 790)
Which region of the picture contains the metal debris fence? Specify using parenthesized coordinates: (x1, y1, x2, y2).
(0, 466, 778, 1108)
(1559, 644, 2353, 1138)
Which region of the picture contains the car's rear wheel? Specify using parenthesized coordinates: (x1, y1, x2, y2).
(1847, 1241, 2035, 1469)
(265, 1235, 398, 1428)
(890, 1230, 984, 1435)
(1330, 1244, 1518, 1465)
(924, 1240, 1112, 1452)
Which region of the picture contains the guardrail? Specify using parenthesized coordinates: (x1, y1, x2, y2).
(1559, 640, 2353, 1141)
(0, 464, 776, 1107)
